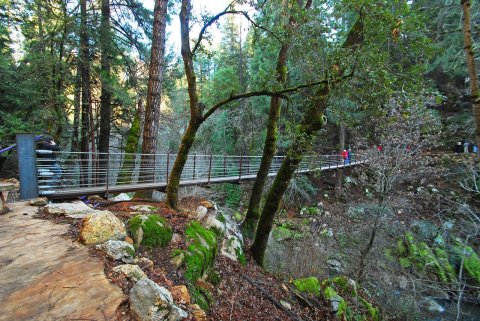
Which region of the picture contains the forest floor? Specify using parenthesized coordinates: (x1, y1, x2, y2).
(32, 196, 336, 321)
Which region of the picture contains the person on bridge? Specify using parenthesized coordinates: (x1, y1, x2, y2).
(341, 149, 349, 165)
(37, 135, 61, 185)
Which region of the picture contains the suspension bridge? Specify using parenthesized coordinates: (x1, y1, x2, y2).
(13, 134, 363, 200)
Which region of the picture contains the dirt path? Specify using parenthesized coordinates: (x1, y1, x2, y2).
(0, 202, 125, 321)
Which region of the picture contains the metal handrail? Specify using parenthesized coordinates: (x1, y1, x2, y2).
(35, 150, 363, 196)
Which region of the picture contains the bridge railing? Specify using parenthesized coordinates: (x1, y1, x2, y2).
(35, 151, 360, 196)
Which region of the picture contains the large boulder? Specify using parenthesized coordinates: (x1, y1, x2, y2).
(96, 240, 135, 263)
(127, 215, 172, 248)
(80, 211, 126, 245)
(130, 279, 188, 321)
(44, 201, 96, 218)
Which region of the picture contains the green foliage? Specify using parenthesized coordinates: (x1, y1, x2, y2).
(183, 221, 218, 282)
(127, 215, 172, 248)
(214, 183, 242, 209)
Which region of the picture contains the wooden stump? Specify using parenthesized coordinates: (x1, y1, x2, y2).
(0, 183, 17, 214)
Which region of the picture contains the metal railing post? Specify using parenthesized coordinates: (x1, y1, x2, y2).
(166, 153, 170, 183)
(16, 133, 39, 199)
(223, 155, 227, 177)
(105, 149, 110, 195)
(239, 154, 243, 180)
(193, 154, 196, 180)
(207, 154, 212, 184)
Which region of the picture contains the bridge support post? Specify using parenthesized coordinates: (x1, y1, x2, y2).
(16, 133, 39, 200)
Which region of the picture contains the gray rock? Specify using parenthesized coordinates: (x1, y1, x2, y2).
(398, 276, 408, 289)
(326, 259, 344, 274)
(29, 197, 48, 206)
(419, 298, 445, 314)
(130, 279, 187, 321)
(96, 240, 135, 263)
(194, 206, 208, 220)
(130, 205, 158, 212)
(112, 264, 147, 282)
(221, 235, 244, 262)
(110, 193, 132, 201)
(44, 201, 96, 218)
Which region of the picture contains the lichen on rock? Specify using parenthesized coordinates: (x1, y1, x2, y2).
(79, 211, 126, 245)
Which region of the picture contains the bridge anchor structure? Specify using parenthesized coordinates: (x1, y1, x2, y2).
(15, 134, 363, 200)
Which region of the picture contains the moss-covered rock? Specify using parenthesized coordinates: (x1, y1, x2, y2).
(323, 286, 348, 318)
(189, 285, 213, 311)
(221, 235, 246, 266)
(293, 277, 321, 296)
(321, 276, 380, 321)
(184, 221, 218, 282)
(453, 243, 480, 284)
(127, 214, 172, 248)
(395, 233, 456, 284)
(272, 226, 293, 241)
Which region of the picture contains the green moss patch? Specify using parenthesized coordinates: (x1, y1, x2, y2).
(127, 214, 172, 248)
(189, 285, 213, 311)
(320, 277, 379, 321)
(184, 221, 218, 282)
(394, 233, 456, 284)
(272, 226, 293, 241)
(293, 277, 321, 296)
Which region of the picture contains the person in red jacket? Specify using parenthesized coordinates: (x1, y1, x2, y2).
(340, 149, 348, 165)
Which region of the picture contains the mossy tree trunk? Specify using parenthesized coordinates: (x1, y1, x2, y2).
(242, 0, 312, 238)
(118, 99, 144, 185)
(251, 18, 364, 266)
(166, 118, 201, 209)
(461, 0, 480, 149)
(251, 83, 330, 265)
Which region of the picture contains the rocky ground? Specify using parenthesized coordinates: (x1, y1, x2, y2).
(32, 195, 340, 321)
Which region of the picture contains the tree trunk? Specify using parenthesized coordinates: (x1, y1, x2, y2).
(79, 0, 91, 186)
(118, 99, 144, 184)
(242, 0, 310, 238)
(461, 0, 480, 148)
(72, 59, 81, 152)
(137, 0, 168, 197)
(251, 18, 363, 266)
(334, 123, 345, 198)
(98, 0, 112, 182)
(166, 119, 200, 209)
(251, 83, 329, 265)
(241, 66, 286, 238)
(166, 0, 201, 209)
